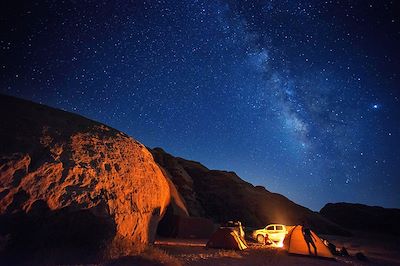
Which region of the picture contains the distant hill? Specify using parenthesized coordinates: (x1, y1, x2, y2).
(320, 202, 400, 235)
(151, 147, 350, 236)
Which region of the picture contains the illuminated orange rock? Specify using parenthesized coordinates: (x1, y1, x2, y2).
(0, 94, 170, 260)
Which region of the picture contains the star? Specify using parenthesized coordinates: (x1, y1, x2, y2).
(371, 103, 380, 110)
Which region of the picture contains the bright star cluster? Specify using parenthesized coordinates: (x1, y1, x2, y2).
(1, 0, 399, 210)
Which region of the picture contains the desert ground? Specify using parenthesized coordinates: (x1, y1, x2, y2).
(144, 232, 400, 266)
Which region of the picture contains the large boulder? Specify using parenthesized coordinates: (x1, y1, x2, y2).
(151, 148, 350, 236)
(0, 94, 170, 263)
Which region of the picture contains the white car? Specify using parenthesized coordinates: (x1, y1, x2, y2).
(252, 224, 287, 247)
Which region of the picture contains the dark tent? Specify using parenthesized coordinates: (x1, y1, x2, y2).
(206, 228, 247, 250)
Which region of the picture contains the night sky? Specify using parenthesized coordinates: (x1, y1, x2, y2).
(1, 0, 399, 210)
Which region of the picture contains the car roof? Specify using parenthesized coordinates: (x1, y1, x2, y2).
(266, 224, 286, 227)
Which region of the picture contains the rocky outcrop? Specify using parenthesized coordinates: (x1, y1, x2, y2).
(151, 148, 206, 217)
(0, 94, 170, 262)
(151, 148, 349, 236)
(320, 203, 400, 235)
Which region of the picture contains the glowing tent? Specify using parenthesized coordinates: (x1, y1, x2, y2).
(284, 225, 334, 259)
(206, 228, 248, 250)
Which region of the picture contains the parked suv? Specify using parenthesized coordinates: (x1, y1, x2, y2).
(252, 224, 287, 246)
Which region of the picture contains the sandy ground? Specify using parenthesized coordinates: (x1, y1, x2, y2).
(154, 233, 400, 266)
(323, 231, 400, 266)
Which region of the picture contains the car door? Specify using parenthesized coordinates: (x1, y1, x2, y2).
(266, 225, 274, 234)
(265, 225, 276, 240)
(269, 225, 280, 241)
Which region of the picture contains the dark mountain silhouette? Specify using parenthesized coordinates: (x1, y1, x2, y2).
(151, 148, 349, 236)
(320, 202, 400, 235)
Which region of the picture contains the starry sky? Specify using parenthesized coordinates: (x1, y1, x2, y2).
(1, 0, 399, 211)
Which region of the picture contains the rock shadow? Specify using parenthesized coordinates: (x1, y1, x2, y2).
(0, 200, 116, 265)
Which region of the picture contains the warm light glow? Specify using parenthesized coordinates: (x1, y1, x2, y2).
(252, 223, 287, 248)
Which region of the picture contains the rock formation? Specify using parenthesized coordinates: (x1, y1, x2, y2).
(151, 148, 349, 236)
(0, 94, 170, 263)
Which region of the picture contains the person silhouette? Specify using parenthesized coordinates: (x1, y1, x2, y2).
(302, 226, 317, 256)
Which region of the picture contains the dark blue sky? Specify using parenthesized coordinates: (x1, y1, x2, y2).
(1, 0, 399, 210)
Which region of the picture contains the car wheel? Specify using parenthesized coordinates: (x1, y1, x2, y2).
(256, 234, 264, 244)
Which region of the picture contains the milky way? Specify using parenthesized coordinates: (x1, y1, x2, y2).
(1, 0, 399, 210)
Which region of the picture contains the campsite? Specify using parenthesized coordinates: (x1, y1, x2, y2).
(147, 222, 400, 266)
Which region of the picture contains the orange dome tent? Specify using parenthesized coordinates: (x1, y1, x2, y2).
(284, 225, 334, 259)
(206, 228, 248, 250)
